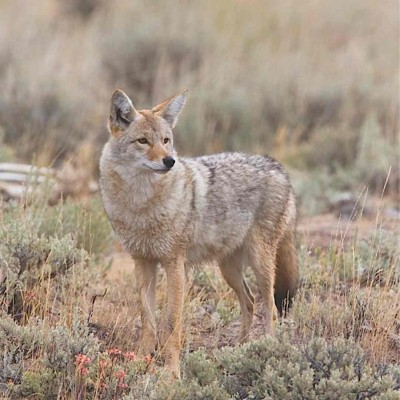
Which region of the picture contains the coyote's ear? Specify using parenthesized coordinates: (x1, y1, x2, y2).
(153, 89, 188, 128)
(108, 90, 138, 137)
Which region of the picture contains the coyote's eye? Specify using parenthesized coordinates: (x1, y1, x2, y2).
(138, 138, 148, 144)
(163, 138, 170, 144)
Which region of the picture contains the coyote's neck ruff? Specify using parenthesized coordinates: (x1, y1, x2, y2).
(99, 89, 298, 378)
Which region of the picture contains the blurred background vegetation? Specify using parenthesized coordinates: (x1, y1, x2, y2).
(0, 0, 398, 214)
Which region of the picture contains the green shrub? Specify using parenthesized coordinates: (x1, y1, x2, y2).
(356, 114, 397, 193)
(1, 312, 100, 399)
(0, 187, 110, 323)
(183, 349, 219, 386)
(37, 196, 111, 256)
(155, 329, 400, 400)
(0, 315, 43, 384)
(0, 217, 88, 320)
(299, 225, 400, 289)
(357, 231, 400, 287)
(0, 128, 14, 162)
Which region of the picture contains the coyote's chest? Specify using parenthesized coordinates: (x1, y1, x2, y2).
(114, 211, 174, 258)
(102, 179, 190, 260)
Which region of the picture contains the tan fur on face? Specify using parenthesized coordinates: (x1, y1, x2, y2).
(146, 144, 169, 162)
(136, 110, 162, 133)
(131, 111, 172, 161)
(128, 111, 171, 143)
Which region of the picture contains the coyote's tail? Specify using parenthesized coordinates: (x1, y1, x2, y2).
(274, 225, 299, 316)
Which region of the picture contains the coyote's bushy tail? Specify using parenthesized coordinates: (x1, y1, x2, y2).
(274, 226, 299, 316)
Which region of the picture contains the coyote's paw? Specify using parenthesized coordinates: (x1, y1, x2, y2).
(137, 331, 157, 356)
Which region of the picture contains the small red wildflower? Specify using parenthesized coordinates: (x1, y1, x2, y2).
(75, 354, 91, 376)
(115, 369, 128, 389)
(107, 348, 122, 357)
(143, 354, 153, 364)
(114, 370, 126, 380)
(75, 354, 91, 366)
(24, 290, 35, 301)
(123, 351, 135, 361)
(99, 360, 109, 369)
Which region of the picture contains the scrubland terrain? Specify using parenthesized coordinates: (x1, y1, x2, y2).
(0, 0, 399, 399)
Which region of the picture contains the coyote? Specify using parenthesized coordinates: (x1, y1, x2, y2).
(99, 89, 298, 377)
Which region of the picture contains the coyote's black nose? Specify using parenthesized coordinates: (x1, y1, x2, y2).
(163, 156, 175, 169)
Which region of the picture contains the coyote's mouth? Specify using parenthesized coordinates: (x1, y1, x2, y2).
(143, 163, 170, 174)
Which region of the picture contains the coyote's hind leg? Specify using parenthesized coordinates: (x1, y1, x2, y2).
(248, 240, 278, 335)
(219, 252, 255, 343)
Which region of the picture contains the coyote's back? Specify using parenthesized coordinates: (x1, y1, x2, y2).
(99, 89, 299, 378)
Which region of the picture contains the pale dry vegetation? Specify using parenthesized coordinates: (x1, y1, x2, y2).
(0, 0, 398, 201)
(0, 0, 399, 398)
(0, 190, 399, 398)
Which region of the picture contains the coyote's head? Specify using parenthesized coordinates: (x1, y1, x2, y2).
(107, 89, 187, 173)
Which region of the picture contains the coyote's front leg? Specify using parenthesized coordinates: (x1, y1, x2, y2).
(135, 258, 157, 356)
(159, 256, 185, 378)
